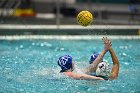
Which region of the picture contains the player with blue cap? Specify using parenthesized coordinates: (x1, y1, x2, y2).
(89, 52, 103, 64)
(57, 55, 104, 80)
(88, 52, 111, 80)
(58, 55, 73, 72)
(57, 37, 119, 80)
(86, 37, 119, 80)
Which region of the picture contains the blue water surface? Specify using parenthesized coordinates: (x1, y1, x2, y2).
(0, 39, 140, 93)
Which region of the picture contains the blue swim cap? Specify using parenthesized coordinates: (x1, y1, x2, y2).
(89, 52, 99, 64)
(58, 55, 72, 72)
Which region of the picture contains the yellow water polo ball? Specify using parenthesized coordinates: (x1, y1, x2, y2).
(77, 10, 93, 26)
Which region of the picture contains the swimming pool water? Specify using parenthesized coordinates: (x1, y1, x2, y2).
(0, 39, 140, 93)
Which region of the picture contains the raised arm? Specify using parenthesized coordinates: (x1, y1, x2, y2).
(86, 37, 112, 73)
(86, 50, 107, 73)
(109, 47, 119, 80)
(64, 72, 104, 80)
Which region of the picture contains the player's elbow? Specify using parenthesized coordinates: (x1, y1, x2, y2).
(78, 75, 91, 80)
(109, 73, 118, 80)
(78, 75, 85, 80)
(113, 60, 119, 65)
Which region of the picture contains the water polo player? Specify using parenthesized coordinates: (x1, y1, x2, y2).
(86, 37, 119, 80)
(57, 37, 119, 80)
(57, 55, 104, 80)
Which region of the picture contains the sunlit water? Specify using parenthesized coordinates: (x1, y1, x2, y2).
(0, 39, 140, 93)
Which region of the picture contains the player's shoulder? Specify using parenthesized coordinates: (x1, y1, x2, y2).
(64, 71, 74, 77)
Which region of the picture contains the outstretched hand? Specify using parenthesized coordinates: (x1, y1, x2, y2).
(102, 37, 112, 52)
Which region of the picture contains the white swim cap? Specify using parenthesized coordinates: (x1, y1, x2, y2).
(96, 62, 111, 77)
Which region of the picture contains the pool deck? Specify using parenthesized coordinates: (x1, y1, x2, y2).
(0, 24, 140, 36)
(0, 24, 140, 30)
(0, 35, 140, 40)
